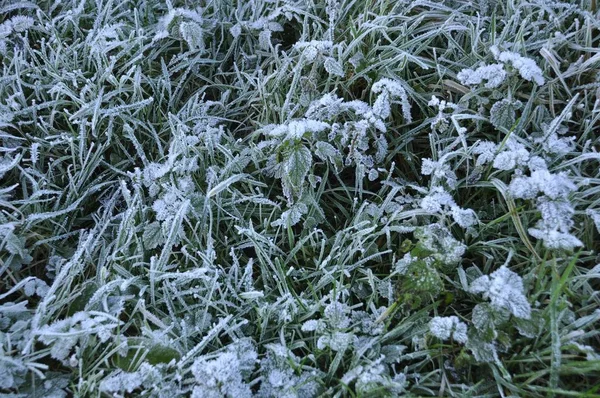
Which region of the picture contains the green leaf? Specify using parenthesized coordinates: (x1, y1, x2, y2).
(490, 99, 521, 130)
(285, 145, 312, 189)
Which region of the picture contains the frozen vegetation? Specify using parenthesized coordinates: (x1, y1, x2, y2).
(1, 0, 600, 396)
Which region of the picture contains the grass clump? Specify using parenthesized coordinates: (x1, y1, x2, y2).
(1, 0, 600, 396)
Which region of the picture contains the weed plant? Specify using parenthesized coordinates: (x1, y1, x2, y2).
(1, 0, 600, 396)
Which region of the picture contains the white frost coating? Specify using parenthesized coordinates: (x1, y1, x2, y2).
(528, 228, 583, 250)
(371, 78, 412, 123)
(509, 170, 576, 200)
(191, 352, 253, 398)
(266, 119, 330, 140)
(429, 316, 468, 343)
(457, 63, 507, 88)
(294, 40, 334, 62)
(470, 266, 531, 319)
(491, 45, 545, 85)
(492, 137, 531, 171)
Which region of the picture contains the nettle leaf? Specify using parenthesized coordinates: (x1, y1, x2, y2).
(315, 141, 342, 172)
(466, 331, 499, 363)
(490, 99, 520, 130)
(143, 221, 164, 250)
(179, 21, 204, 50)
(285, 145, 312, 189)
(472, 303, 509, 340)
(515, 309, 544, 338)
(324, 57, 344, 77)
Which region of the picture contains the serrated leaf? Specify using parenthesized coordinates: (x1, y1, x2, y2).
(466, 331, 499, 363)
(490, 99, 518, 130)
(285, 145, 312, 188)
(515, 309, 544, 338)
(315, 141, 342, 172)
(179, 21, 204, 51)
(143, 221, 164, 250)
(324, 57, 344, 77)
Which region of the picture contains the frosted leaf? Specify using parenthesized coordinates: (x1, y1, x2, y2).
(142, 162, 170, 185)
(492, 141, 530, 170)
(324, 57, 344, 77)
(515, 310, 544, 338)
(587, 209, 600, 233)
(451, 206, 478, 228)
(317, 331, 355, 351)
(491, 46, 545, 85)
(509, 170, 576, 200)
(351, 309, 385, 336)
(143, 221, 164, 249)
(367, 169, 379, 181)
(429, 316, 468, 344)
(420, 187, 455, 213)
(457, 63, 506, 88)
(394, 253, 418, 275)
(306, 93, 346, 120)
(536, 197, 574, 232)
(470, 266, 531, 319)
(23, 277, 49, 297)
(373, 91, 391, 119)
(294, 40, 333, 62)
(38, 312, 120, 362)
(490, 99, 521, 130)
(180, 21, 204, 50)
(285, 145, 312, 189)
(508, 175, 538, 199)
(30, 142, 39, 164)
(324, 301, 350, 329)
(541, 133, 575, 156)
(314, 141, 342, 172)
(353, 361, 405, 394)
(10, 15, 35, 32)
(415, 224, 466, 265)
(472, 303, 496, 337)
(271, 203, 308, 227)
(466, 334, 499, 363)
(267, 119, 330, 140)
(528, 228, 583, 250)
(100, 371, 142, 394)
(257, 29, 271, 49)
(301, 319, 326, 332)
(528, 155, 548, 171)
(472, 141, 498, 166)
(230, 23, 242, 38)
(191, 352, 252, 398)
(374, 135, 388, 163)
(371, 78, 412, 123)
(421, 158, 457, 189)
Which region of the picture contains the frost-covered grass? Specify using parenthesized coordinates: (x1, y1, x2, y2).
(1, 0, 600, 396)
